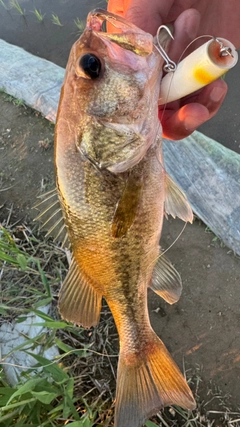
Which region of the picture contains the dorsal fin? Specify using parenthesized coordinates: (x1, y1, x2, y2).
(150, 254, 182, 304)
(33, 188, 69, 248)
(165, 173, 193, 223)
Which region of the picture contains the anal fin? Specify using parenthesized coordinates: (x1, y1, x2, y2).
(150, 254, 182, 304)
(58, 258, 102, 328)
(165, 173, 193, 223)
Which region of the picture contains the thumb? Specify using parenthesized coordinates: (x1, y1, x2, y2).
(107, 0, 128, 17)
(107, 0, 131, 32)
(108, 0, 175, 34)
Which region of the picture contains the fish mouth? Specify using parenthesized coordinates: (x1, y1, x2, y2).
(86, 8, 153, 56)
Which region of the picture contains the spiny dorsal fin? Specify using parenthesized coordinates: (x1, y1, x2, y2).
(150, 254, 182, 304)
(165, 173, 193, 223)
(33, 188, 69, 248)
(112, 174, 142, 238)
(58, 258, 103, 328)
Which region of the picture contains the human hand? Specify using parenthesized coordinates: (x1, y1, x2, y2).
(107, 0, 240, 139)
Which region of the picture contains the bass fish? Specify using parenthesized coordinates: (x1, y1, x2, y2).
(37, 8, 195, 427)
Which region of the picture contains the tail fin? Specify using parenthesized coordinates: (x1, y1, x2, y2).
(115, 332, 195, 427)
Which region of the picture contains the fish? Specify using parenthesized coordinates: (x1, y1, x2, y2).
(36, 8, 195, 427)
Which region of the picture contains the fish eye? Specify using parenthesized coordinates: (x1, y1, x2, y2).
(78, 53, 101, 79)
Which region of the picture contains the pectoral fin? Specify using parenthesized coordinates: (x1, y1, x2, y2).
(33, 188, 69, 248)
(58, 258, 102, 328)
(112, 174, 142, 238)
(150, 254, 182, 304)
(165, 173, 193, 223)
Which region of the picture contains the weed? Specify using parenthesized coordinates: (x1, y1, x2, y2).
(13, 98, 25, 107)
(1, 92, 26, 108)
(0, 354, 88, 426)
(204, 225, 225, 246)
(9, 0, 24, 15)
(32, 8, 45, 22)
(51, 13, 63, 26)
(74, 17, 85, 33)
(0, 0, 7, 10)
(1, 93, 14, 103)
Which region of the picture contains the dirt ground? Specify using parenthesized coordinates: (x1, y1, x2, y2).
(0, 92, 240, 414)
(0, 0, 240, 420)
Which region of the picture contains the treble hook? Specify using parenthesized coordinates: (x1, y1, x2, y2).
(155, 25, 177, 72)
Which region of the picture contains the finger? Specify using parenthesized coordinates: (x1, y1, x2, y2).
(107, 0, 128, 16)
(125, 0, 175, 34)
(169, 9, 200, 63)
(160, 79, 227, 140)
(161, 103, 210, 140)
(184, 79, 228, 117)
(107, 0, 123, 32)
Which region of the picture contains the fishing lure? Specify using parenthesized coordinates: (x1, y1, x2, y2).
(156, 28, 238, 105)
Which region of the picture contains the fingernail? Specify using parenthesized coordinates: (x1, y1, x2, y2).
(210, 86, 226, 103)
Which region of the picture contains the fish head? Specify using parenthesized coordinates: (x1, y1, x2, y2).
(56, 9, 170, 172)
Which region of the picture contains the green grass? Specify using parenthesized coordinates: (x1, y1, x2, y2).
(0, 0, 8, 10)
(51, 13, 63, 26)
(0, 92, 26, 108)
(0, 360, 79, 426)
(74, 17, 85, 33)
(32, 8, 45, 22)
(9, 0, 24, 15)
(204, 225, 225, 247)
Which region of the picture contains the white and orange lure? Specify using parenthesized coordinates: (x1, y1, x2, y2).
(157, 28, 238, 105)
